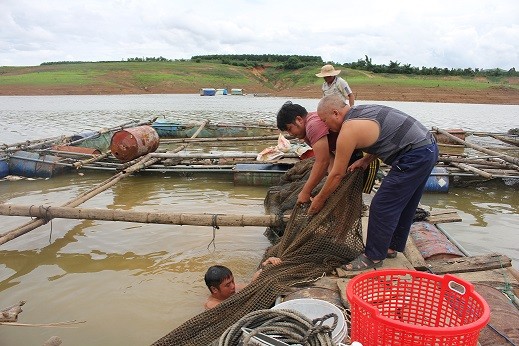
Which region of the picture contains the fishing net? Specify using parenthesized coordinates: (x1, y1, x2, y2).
(263, 157, 377, 241)
(152, 169, 365, 346)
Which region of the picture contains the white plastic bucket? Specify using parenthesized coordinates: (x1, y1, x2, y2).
(271, 298, 347, 343)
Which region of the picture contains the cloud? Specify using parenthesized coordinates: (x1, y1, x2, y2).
(0, 0, 518, 69)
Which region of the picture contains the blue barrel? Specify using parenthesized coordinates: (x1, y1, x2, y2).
(0, 158, 9, 178)
(8, 151, 66, 178)
(424, 167, 449, 193)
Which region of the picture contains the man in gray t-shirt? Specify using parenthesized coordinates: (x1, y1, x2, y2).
(309, 94, 439, 272)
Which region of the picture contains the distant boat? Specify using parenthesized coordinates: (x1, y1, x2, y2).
(215, 88, 228, 95)
(230, 88, 244, 95)
(199, 88, 216, 96)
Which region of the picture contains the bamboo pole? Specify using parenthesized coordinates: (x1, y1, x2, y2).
(468, 131, 515, 137)
(65, 118, 157, 147)
(0, 204, 287, 227)
(150, 152, 299, 159)
(159, 134, 288, 144)
(439, 156, 513, 169)
(433, 127, 519, 166)
(1, 135, 69, 153)
(448, 162, 493, 179)
(2, 118, 156, 153)
(490, 134, 519, 147)
(0, 120, 210, 245)
(73, 151, 112, 168)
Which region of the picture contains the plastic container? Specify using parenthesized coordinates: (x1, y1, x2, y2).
(346, 269, 490, 346)
(233, 163, 287, 186)
(424, 166, 449, 193)
(0, 158, 9, 178)
(272, 298, 347, 343)
(110, 125, 159, 162)
(8, 151, 66, 178)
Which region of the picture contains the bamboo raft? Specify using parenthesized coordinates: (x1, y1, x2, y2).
(1, 122, 518, 344)
(274, 202, 519, 345)
(2, 123, 519, 184)
(1, 122, 518, 244)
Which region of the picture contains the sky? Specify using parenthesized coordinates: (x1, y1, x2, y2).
(1, 0, 518, 69)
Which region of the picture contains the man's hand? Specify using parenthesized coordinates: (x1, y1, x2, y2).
(308, 195, 325, 215)
(262, 257, 282, 266)
(297, 190, 312, 204)
(348, 158, 368, 172)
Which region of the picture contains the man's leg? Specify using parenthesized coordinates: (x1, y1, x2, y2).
(365, 144, 438, 260)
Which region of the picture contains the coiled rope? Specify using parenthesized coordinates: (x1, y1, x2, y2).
(218, 308, 338, 346)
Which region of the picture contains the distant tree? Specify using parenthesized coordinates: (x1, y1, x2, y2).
(283, 56, 303, 70)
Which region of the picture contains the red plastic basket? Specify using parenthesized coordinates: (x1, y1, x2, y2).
(346, 269, 490, 346)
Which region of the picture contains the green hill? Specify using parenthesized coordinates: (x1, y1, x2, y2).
(1, 61, 518, 104)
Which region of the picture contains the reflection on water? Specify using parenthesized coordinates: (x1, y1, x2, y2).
(0, 171, 271, 345)
(0, 95, 518, 345)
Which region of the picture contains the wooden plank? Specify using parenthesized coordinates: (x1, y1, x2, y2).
(427, 253, 511, 274)
(455, 268, 519, 288)
(425, 208, 462, 223)
(403, 236, 429, 270)
(427, 213, 462, 223)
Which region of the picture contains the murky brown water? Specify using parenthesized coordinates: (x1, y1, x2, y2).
(1, 95, 518, 345)
(1, 172, 273, 345)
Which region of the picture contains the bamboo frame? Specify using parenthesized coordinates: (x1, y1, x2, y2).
(0, 204, 287, 229)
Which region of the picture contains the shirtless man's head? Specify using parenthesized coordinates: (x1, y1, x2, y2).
(204, 265, 236, 309)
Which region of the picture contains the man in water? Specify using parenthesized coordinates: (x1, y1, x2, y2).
(204, 257, 282, 309)
(309, 94, 438, 271)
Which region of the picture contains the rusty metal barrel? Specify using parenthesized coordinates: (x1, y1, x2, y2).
(110, 125, 160, 162)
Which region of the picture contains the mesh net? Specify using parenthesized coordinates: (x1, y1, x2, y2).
(263, 158, 325, 241)
(152, 168, 365, 346)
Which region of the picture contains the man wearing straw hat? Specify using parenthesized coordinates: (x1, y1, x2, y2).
(316, 64, 355, 107)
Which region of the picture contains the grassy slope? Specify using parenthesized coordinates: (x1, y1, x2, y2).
(0, 61, 518, 100)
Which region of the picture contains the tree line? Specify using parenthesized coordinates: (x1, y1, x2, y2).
(346, 55, 517, 77)
(191, 54, 323, 69)
(39, 54, 517, 77)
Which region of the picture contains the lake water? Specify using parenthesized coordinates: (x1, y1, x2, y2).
(0, 94, 518, 345)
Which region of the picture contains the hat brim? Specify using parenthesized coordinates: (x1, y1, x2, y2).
(315, 70, 341, 77)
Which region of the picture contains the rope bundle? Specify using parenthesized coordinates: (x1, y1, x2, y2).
(218, 308, 338, 346)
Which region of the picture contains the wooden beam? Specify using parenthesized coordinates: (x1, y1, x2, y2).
(403, 236, 429, 270)
(427, 253, 511, 274)
(449, 162, 493, 179)
(0, 203, 288, 240)
(433, 127, 519, 166)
